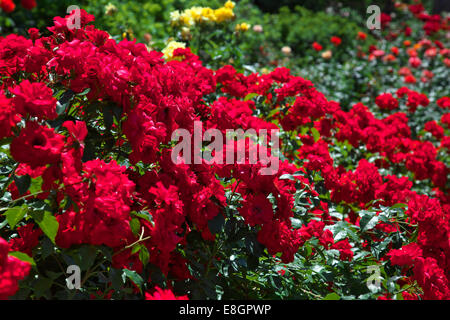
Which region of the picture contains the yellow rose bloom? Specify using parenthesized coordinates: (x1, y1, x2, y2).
(162, 41, 186, 61)
(180, 12, 194, 26)
(201, 7, 215, 22)
(187, 7, 203, 23)
(169, 10, 182, 26)
(172, 2, 236, 27)
(224, 1, 235, 9)
(235, 22, 251, 32)
(214, 7, 234, 23)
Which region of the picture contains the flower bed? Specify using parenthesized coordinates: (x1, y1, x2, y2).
(0, 2, 449, 300)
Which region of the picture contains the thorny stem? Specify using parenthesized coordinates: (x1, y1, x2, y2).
(0, 179, 86, 209)
(113, 226, 151, 257)
(229, 179, 240, 203)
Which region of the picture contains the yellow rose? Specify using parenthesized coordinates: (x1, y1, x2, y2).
(180, 12, 194, 26)
(201, 7, 215, 22)
(162, 41, 186, 61)
(214, 7, 234, 23)
(169, 10, 182, 25)
(188, 7, 203, 23)
(224, 1, 235, 9)
(235, 22, 251, 32)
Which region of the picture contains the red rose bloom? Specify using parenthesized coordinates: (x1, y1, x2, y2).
(20, 0, 37, 10)
(0, 0, 15, 13)
(331, 239, 354, 261)
(330, 36, 342, 46)
(145, 286, 188, 300)
(10, 122, 65, 168)
(0, 237, 31, 300)
(312, 42, 323, 51)
(424, 120, 444, 140)
(375, 93, 399, 110)
(12, 80, 57, 120)
(388, 243, 422, 266)
(0, 94, 19, 139)
(437, 97, 450, 109)
(239, 193, 273, 226)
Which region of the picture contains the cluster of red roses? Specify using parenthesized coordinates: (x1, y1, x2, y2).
(0, 0, 36, 13)
(407, 3, 446, 35)
(213, 64, 449, 299)
(0, 8, 448, 300)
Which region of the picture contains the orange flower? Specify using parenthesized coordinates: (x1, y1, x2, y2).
(413, 43, 422, 50)
(357, 31, 367, 40)
(403, 40, 411, 47)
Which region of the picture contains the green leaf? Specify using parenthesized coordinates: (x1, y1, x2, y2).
(34, 277, 53, 299)
(75, 88, 91, 96)
(311, 128, 320, 142)
(29, 177, 43, 195)
(391, 203, 407, 209)
(4, 206, 27, 229)
(244, 93, 258, 101)
(131, 244, 142, 255)
(323, 293, 340, 300)
(279, 174, 294, 180)
(56, 89, 74, 115)
(139, 246, 150, 267)
(31, 211, 59, 244)
(122, 269, 144, 288)
(359, 211, 379, 232)
(9, 251, 36, 267)
(130, 218, 141, 236)
(14, 174, 31, 196)
(131, 211, 153, 223)
(78, 246, 97, 271)
(208, 213, 225, 234)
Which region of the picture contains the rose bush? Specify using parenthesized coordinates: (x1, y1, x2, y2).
(0, 1, 449, 300)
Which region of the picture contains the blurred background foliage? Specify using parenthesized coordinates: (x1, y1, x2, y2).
(0, 1, 436, 41)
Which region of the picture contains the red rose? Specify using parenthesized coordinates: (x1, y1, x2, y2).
(0, 94, 19, 139)
(330, 36, 341, 47)
(145, 286, 188, 300)
(437, 97, 450, 109)
(0, 237, 31, 299)
(20, 0, 36, 10)
(375, 93, 399, 110)
(0, 0, 15, 13)
(10, 122, 65, 168)
(12, 80, 57, 120)
(312, 42, 323, 51)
